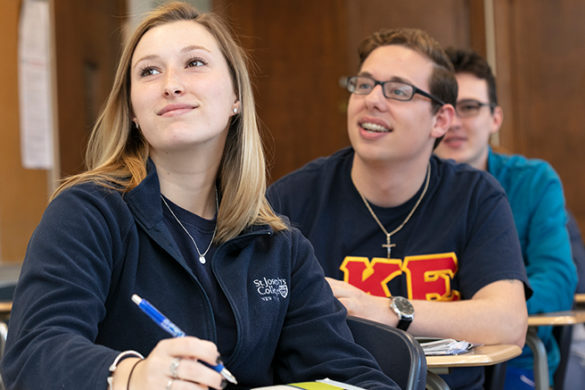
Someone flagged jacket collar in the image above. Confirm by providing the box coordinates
[124,159,273,250]
[124,159,164,230]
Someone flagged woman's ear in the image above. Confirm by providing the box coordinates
[232,101,241,115]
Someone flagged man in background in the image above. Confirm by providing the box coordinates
[435,47,577,389]
[268,28,530,390]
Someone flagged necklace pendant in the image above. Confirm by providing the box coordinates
[382,234,396,259]
[382,242,396,259]
[356,162,430,260]
[199,255,206,264]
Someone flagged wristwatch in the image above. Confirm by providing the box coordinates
[389,296,414,331]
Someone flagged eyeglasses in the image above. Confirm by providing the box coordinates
[455,99,494,118]
[345,75,445,106]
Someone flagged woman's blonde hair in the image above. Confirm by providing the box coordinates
[53,1,286,242]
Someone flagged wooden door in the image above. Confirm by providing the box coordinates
[0,0,126,263]
[493,0,585,231]
[53,0,126,177]
[0,0,49,263]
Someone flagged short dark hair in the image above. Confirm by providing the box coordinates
[358,28,458,114]
[445,48,498,107]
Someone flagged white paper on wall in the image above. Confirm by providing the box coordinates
[18,0,53,169]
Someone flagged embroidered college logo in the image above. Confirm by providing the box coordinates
[340,252,461,301]
[253,277,289,301]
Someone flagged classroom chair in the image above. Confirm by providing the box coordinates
[558,211,585,389]
[347,315,427,390]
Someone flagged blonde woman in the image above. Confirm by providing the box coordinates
[1,2,398,390]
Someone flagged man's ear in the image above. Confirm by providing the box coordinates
[491,106,503,135]
[431,104,455,139]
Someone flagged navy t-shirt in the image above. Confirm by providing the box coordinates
[161,196,236,356]
[267,147,530,390]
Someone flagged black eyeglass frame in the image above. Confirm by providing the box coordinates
[344,75,446,106]
[454,99,496,118]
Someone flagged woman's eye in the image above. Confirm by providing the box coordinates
[187,58,206,68]
[139,67,160,77]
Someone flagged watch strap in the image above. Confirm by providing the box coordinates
[390,296,413,331]
[396,317,412,331]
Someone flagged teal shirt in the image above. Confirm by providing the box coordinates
[488,148,577,381]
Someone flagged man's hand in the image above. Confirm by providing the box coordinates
[326,277,397,326]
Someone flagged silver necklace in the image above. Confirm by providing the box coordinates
[355,164,430,259]
[161,190,218,264]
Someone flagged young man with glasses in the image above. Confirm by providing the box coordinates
[435,48,577,389]
[267,28,530,390]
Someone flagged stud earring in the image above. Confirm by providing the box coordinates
[233,107,238,114]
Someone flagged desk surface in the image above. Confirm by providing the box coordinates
[0,301,12,314]
[527,310,585,326]
[0,263,21,284]
[426,344,522,368]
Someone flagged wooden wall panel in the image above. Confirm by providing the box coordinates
[493,0,585,231]
[214,0,476,182]
[0,0,48,263]
[53,0,126,177]
[0,0,126,263]
[344,0,472,71]
[17,0,584,261]
[213,0,351,182]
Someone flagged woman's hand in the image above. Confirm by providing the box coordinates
[113,337,226,390]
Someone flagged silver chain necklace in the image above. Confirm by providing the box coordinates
[161,190,218,264]
[354,164,430,259]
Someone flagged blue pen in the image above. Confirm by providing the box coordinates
[131,294,238,385]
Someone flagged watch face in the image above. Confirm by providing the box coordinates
[394,297,414,315]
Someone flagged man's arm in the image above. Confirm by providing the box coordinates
[327,277,527,347]
[522,169,577,314]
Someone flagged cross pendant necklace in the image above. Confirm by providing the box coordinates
[355,163,430,259]
[382,234,396,258]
